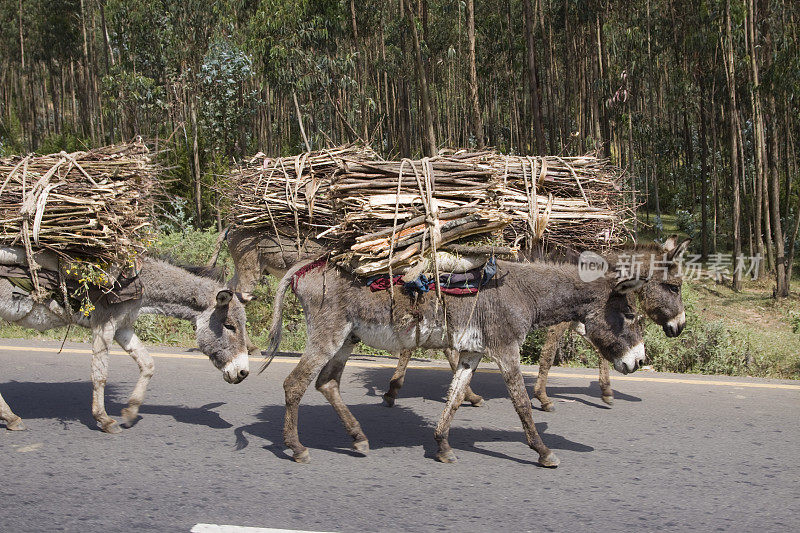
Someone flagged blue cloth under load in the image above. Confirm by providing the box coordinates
[367,256,497,296]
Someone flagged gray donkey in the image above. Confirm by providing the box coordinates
[210,225,484,405]
[261,256,647,467]
[383,237,691,411]
[533,237,690,411]
[0,256,255,433]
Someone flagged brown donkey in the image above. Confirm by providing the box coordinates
[261,256,647,467]
[382,236,691,411]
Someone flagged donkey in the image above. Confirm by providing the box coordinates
[261,255,647,467]
[0,256,255,434]
[533,237,690,411]
[382,236,691,411]
[210,225,485,406]
[208,225,325,303]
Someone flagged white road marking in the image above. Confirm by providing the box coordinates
[191,525,336,533]
[16,443,43,452]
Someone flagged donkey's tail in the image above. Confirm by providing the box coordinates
[206,225,232,268]
[258,259,309,374]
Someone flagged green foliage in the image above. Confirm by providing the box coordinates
[675,209,698,239]
[0,110,24,156]
[198,39,258,156]
[789,311,800,335]
[101,67,167,136]
[149,227,231,272]
[36,131,91,154]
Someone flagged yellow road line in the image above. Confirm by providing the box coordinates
[2,345,799,391]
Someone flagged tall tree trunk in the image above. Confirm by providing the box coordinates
[700,77,709,260]
[522,0,545,153]
[466,0,483,148]
[190,98,202,226]
[404,0,437,156]
[768,101,787,296]
[725,1,742,291]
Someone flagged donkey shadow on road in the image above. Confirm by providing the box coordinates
[0,380,233,431]
[232,364,595,465]
[354,361,642,410]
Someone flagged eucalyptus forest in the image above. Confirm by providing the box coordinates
[1,0,799,300]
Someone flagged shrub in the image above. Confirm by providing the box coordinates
[675,209,697,239]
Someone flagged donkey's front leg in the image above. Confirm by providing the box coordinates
[445,348,484,406]
[495,347,559,467]
[0,391,25,431]
[382,350,412,407]
[598,358,614,405]
[433,352,482,463]
[315,343,369,454]
[91,323,122,434]
[114,328,155,426]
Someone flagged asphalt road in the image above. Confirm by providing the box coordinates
[1,338,798,532]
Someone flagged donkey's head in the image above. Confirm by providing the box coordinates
[582,277,647,375]
[634,235,691,337]
[195,289,253,384]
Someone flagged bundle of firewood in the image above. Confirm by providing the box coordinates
[231,145,632,276]
[0,140,157,265]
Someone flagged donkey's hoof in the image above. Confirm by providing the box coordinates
[101,421,123,435]
[293,449,311,464]
[436,449,458,463]
[120,407,140,426]
[539,401,555,412]
[382,394,396,408]
[601,395,614,406]
[6,417,26,431]
[353,439,370,455]
[538,451,560,468]
[468,396,485,407]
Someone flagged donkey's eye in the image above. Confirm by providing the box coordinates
[667,284,680,293]
[624,312,636,321]
[224,323,236,333]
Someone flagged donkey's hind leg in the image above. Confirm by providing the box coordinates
[445,348,484,406]
[114,328,155,426]
[0,391,25,431]
[91,322,122,434]
[283,339,346,463]
[382,350,412,407]
[598,358,614,405]
[532,322,569,412]
[433,352,482,463]
[315,342,369,454]
[495,346,558,467]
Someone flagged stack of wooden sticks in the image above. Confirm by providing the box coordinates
[231,145,632,276]
[0,140,157,265]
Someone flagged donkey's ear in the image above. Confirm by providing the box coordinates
[662,234,679,252]
[613,278,645,294]
[216,289,234,308]
[667,238,691,262]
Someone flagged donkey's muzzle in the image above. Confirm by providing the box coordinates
[613,342,646,375]
[663,311,686,338]
[222,352,250,384]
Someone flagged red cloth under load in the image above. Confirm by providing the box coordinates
[290,258,328,291]
[369,276,404,292]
